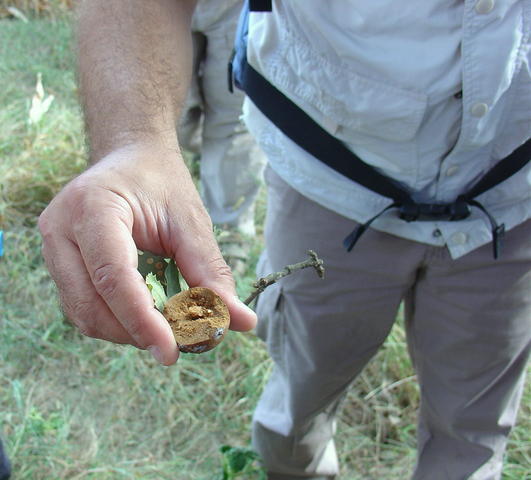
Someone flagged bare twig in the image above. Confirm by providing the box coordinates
[244,250,325,306]
[364,375,418,401]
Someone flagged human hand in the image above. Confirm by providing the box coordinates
[38,142,257,365]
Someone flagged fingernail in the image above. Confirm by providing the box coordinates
[148,345,164,364]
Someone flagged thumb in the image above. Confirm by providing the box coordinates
[171,220,257,332]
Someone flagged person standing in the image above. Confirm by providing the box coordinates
[179,0,265,274]
[237,2,531,479]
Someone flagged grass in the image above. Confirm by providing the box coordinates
[0,15,529,480]
[0,0,72,19]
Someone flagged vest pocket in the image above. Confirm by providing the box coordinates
[271,26,429,144]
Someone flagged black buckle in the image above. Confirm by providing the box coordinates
[345,198,503,260]
[399,199,471,222]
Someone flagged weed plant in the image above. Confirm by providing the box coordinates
[0,14,529,480]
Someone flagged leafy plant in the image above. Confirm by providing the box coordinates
[218,445,266,480]
[145,272,167,311]
[138,250,182,311]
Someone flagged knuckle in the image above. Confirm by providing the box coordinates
[37,210,51,237]
[63,181,112,229]
[91,263,121,300]
[70,197,95,237]
[38,210,59,247]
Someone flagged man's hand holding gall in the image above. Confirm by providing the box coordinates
[39,0,256,365]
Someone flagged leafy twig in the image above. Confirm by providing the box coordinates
[244,250,324,306]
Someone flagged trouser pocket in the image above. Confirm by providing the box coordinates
[255,278,285,366]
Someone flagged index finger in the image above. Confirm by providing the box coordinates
[73,200,179,365]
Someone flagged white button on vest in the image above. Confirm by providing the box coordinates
[446,165,459,177]
[451,232,468,245]
[471,102,489,117]
[475,0,495,14]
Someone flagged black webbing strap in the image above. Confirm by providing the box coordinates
[249,0,272,11]
[241,60,413,204]
[239,59,530,258]
[462,140,531,199]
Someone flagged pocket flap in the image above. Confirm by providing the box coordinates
[269,29,428,143]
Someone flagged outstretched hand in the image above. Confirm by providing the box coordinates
[39,143,257,365]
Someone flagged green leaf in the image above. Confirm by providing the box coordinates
[219,445,264,479]
[164,259,181,297]
[146,273,168,311]
[228,448,252,472]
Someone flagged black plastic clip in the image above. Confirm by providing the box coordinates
[492,224,505,260]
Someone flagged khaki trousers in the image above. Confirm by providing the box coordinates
[179,1,265,236]
[252,167,531,480]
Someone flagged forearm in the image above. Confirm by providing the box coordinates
[77,0,196,162]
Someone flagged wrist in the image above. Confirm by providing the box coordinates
[88,131,181,166]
